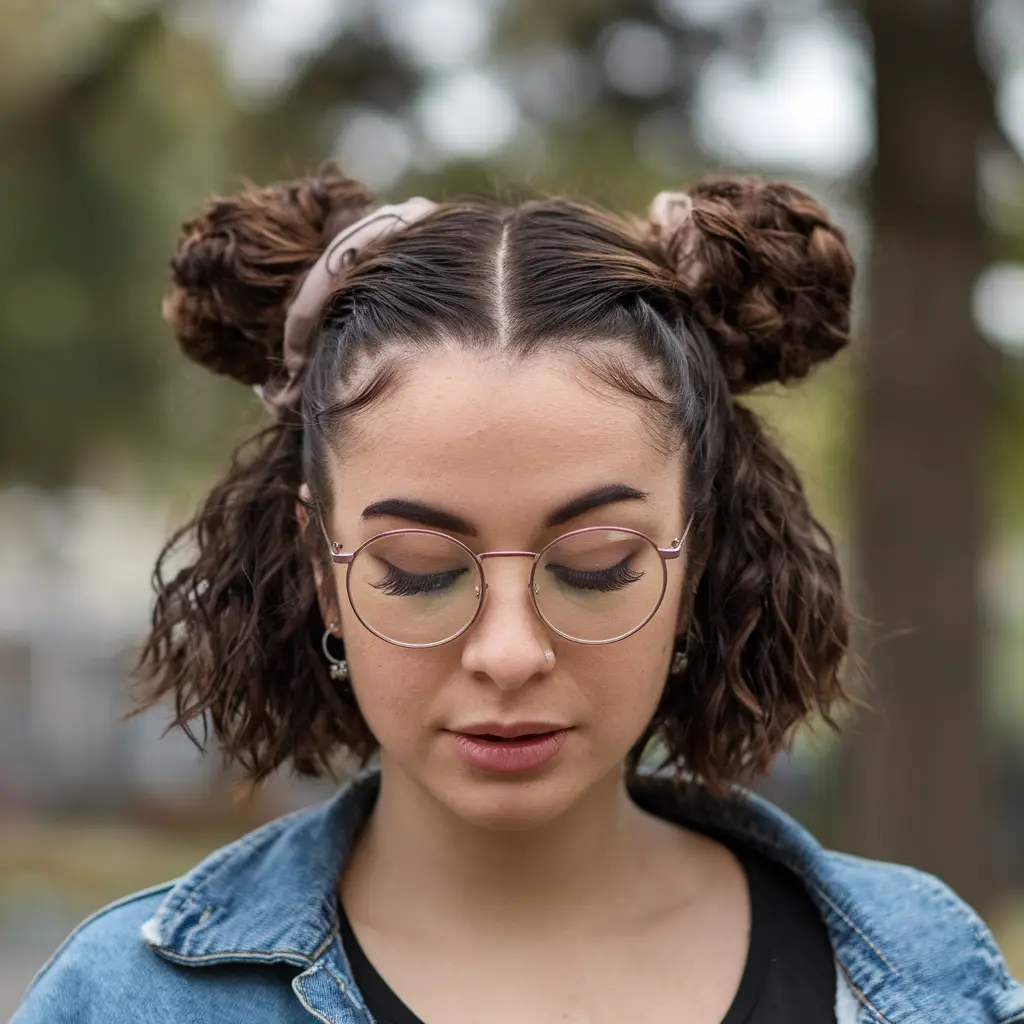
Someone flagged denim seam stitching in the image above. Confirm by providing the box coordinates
[155,946,312,966]
[824,853,1017,995]
[294,960,362,1023]
[329,929,368,1012]
[310,923,341,964]
[841,968,891,1024]
[811,884,899,975]
[293,979,334,1024]
[839,961,892,1024]
[152,924,339,968]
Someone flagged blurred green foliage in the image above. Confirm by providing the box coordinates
[3,0,1020,539]
[0,0,836,492]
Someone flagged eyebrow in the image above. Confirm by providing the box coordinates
[360,483,651,536]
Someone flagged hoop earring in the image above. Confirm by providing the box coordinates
[322,623,349,683]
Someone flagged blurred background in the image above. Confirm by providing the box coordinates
[2,0,1024,1011]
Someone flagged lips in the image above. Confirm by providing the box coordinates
[475,732,547,741]
[455,722,567,739]
[450,728,570,773]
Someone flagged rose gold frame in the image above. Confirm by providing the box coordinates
[315,511,693,649]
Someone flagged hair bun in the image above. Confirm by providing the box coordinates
[650,177,854,393]
[163,174,371,386]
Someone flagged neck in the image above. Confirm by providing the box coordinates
[341,758,688,938]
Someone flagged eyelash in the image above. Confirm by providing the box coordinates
[547,557,644,592]
[371,558,643,597]
[372,566,469,597]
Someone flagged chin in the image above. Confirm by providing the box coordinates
[433,766,593,832]
[438,749,625,832]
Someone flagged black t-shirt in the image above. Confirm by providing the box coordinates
[338,836,836,1023]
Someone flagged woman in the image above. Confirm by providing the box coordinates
[14,173,1023,1024]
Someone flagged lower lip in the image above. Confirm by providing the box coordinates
[450,730,570,774]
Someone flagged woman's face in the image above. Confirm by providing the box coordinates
[319,347,688,831]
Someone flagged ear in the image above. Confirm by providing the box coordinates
[673,516,707,640]
[296,482,313,529]
[296,483,343,634]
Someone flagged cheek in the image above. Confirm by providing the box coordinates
[584,630,673,728]
[579,592,680,752]
[340,624,447,743]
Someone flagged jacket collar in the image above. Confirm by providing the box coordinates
[140,764,380,968]
[141,764,850,966]
[139,764,1010,1024]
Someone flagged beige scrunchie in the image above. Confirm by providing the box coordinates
[256,196,437,418]
[648,190,704,292]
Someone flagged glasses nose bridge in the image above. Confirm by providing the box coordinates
[476,549,538,589]
[472,550,544,645]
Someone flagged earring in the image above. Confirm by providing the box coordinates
[321,623,349,683]
[670,647,689,676]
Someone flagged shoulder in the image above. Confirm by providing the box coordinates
[813,849,1024,1023]
[11,882,175,1023]
[8,786,364,1024]
[633,770,1024,1020]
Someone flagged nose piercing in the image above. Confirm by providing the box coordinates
[544,650,554,662]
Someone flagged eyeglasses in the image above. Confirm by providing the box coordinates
[316,509,691,648]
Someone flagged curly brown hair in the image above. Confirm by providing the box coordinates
[135,170,856,794]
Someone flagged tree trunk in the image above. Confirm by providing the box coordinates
[844,0,1002,912]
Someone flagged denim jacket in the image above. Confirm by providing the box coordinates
[12,765,1024,1024]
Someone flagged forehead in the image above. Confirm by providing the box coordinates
[331,348,683,527]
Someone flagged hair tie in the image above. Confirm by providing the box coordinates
[649,190,705,292]
[256,196,438,418]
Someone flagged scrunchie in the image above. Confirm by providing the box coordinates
[256,196,437,418]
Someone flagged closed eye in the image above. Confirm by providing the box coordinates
[545,557,644,593]
[371,563,469,597]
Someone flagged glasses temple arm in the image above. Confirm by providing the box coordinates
[313,500,353,563]
[658,514,695,560]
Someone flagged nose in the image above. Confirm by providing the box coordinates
[459,558,554,691]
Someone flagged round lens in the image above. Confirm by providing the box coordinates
[348,531,482,646]
[532,528,665,643]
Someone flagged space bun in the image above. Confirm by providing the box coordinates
[648,177,854,393]
[163,174,371,386]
